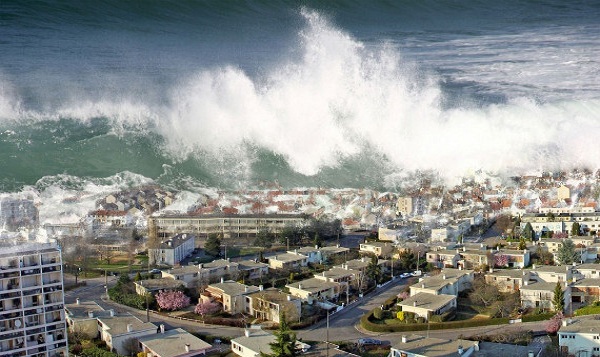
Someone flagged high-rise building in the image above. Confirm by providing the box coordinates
[0,242,68,357]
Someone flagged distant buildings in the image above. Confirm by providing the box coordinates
[0,197,38,230]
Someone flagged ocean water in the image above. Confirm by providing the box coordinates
[1,0,600,200]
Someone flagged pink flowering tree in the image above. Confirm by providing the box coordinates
[553,232,568,239]
[494,254,509,267]
[194,301,221,320]
[397,291,410,301]
[155,290,190,311]
[545,312,563,335]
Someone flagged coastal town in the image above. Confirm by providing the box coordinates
[4,169,600,356]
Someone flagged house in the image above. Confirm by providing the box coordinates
[389,334,539,357]
[359,241,394,258]
[96,314,157,355]
[161,259,240,287]
[204,280,259,314]
[314,267,360,286]
[267,252,308,270]
[457,248,492,270]
[65,299,109,339]
[292,246,322,264]
[426,249,460,269]
[285,277,340,304]
[484,269,531,292]
[559,317,600,357]
[137,327,212,357]
[148,233,195,266]
[238,260,269,280]
[397,293,457,322]
[530,264,574,283]
[134,278,186,296]
[231,327,310,357]
[245,288,302,323]
[519,280,571,312]
[575,263,600,279]
[409,269,474,297]
[495,249,530,268]
[336,257,390,273]
[570,278,600,303]
[319,245,350,263]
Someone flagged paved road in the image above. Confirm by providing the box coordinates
[66,273,548,350]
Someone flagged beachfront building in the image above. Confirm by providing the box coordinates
[0,241,68,357]
[148,214,306,240]
[148,233,195,266]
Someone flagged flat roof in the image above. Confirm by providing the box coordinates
[560,317,600,334]
[137,278,185,291]
[231,329,275,355]
[138,328,212,355]
[486,269,529,279]
[97,314,157,336]
[398,292,456,311]
[65,300,105,319]
[286,277,339,293]
[268,253,307,262]
[392,335,537,357]
[207,281,259,297]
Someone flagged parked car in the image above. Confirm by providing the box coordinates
[400,273,411,279]
[358,338,382,346]
[149,268,161,274]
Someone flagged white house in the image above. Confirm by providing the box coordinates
[149,233,195,266]
[559,317,600,357]
[137,327,212,357]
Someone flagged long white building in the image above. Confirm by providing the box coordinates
[0,241,68,357]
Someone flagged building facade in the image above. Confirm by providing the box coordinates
[0,242,68,357]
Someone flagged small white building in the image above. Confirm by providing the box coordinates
[96,314,157,355]
[137,327,212,357]
[149,233,195,266]
[559,317,600,357]
[397,293,457,321]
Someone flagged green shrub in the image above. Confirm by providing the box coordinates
[373,307,383,320]
[383,296,397,309]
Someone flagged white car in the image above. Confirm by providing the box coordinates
[399,273,411,279]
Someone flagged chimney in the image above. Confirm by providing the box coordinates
[160,324,165,334]
[259,285,264,291]
[127,324,132,332]
[462,247,466,252]
[220,277,224,284]
[421,283,425,288]
[489,268,494,273]
[458,345,464,355]
[524,280,529,286]
[244,329,251,337]
[442,274,446,280]
[298,283,303,289]
[528,352,534,357]
[227,257,230,262]
[88,311,94,318]
[524,249,527,254]
[562,319,568,327]
[315,245,319,249]
[76,298,80,305]
[413,301,417,307]
[456,249,460,253]
[294,249,298,254]
[185,344,190,353]
[532,264,536,269]
[336,244,340,248]
[199,263,203,269]
[362,257,366,262]
[109,309,115,317]
[287,295,292,301]
[401,335,407,343]
[473,341,480,351]
[245,286,249,293]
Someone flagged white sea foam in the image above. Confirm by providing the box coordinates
[1,9,599,184]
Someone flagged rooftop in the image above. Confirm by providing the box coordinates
[267,252,308,263]
[560,317,600,334]
[65,300,106,319]
[207,281,259,297]
[97,314,157,336]
[138,328,212,356]
[286,277,339,293]
[398,292,456,311]
[136,278,185,291]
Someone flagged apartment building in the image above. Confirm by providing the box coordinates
[559,317,600,356]
[148,233,195,266]
[148,214,306,240]
[0,242,68,357]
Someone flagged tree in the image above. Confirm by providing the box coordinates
[553,282,565,312]
[571,222,581,236]
[494,254,509,268]
[254,228,274,249]
[496,215,513,234]
[261,312,299,357]
[553,231,568,239]
[155,290,190,311]
[469,276,500,308]
[204,233,222,257]
[366,255,382,285]
[522,222,535,241]
[556,239,580,265]
[489,292,520,318]
[194,301,221,320]
[518,237,527,251]
[545,312,563,335]
[397,249,416,271]
[313,233,322,248]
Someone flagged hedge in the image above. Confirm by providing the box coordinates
[361,309,552,333]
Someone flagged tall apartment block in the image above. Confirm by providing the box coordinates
[0,242,68,357]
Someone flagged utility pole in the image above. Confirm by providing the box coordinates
[326,309,329,357]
